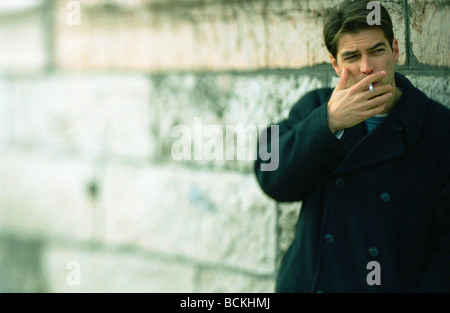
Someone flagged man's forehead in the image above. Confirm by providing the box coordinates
[337,28,388,54]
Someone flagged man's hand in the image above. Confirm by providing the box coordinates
[327,68,393,133]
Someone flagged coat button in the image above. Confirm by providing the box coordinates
[324,234,334,243]
[369,247,379,257]
[335,178,344,188]
[380,192,391,203]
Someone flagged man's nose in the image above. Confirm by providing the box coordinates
[360,55,374,74]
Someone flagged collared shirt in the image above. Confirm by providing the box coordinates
[365,113,388,132]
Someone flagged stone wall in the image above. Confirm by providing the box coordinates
[0,0,448,292]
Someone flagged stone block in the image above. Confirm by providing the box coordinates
[0,150,96,241]
[150,73,324,172]
[0,1,42,13]
[0,3,47,73]
[99,163,277,274]
[406,74,450,107]
[265,1,331,69]
[0,78,14,147]
[197,267,275,293]
[9,73,154,159]
[56,0,266,71]
[41,244,196,292]
[0,237,46,292]
[409,0,449,67]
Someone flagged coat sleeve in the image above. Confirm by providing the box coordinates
[254,89,342,202]
[415,180,450,292]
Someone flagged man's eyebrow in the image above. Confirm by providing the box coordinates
[341,49,358,58]
[340,42,387,58]
[368,42,387,50]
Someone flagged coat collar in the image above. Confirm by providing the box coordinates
[333,72,428,175]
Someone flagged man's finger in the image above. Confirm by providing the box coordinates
[336,68,349,90]
[365,91,392,108]
[354,70,386,91]
[363,83,392,100]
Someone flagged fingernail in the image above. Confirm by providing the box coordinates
[381,71,386,75]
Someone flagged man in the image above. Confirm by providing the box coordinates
[255,0,449,292]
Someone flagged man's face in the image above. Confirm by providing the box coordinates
[330,28,399,91]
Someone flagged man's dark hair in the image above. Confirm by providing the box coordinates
[323,0,394,60]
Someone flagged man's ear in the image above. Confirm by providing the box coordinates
[392,38,399,65]
[329,53,341,76]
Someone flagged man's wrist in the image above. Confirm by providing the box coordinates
[327,118,340,134]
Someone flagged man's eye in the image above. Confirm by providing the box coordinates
[374,49,385,53]
[345,55,357,61]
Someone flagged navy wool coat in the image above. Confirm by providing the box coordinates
[255,72,450,292]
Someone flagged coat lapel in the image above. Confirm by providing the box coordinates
[336,122,367,160]
[334,117,405,175]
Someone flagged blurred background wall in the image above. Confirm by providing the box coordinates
[0,0,448,292]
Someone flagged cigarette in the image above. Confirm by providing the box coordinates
[369,83,374,92]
